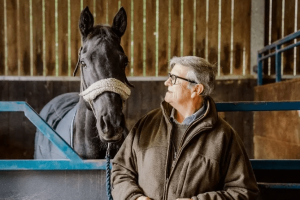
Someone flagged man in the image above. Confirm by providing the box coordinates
[111,56,259,200]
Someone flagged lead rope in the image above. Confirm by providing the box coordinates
[106,143,113,200]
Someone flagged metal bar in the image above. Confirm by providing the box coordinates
[258,41,300,63]
[216,101,300,112]
[258,51,276,61]
[257,53,263,85]
[277,40,300,53]
[258,183,300,190]
[0,160,109,170]
[251,159,300,170]
[275,45,282,82]
[258,30,300,54]
[0,102,82,162]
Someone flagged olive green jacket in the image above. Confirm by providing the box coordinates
[112,97,259,200]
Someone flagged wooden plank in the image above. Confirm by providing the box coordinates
[270,0,282,75]
[233,0,251,75]
[58,0,68,76]
[158,0,169,76]
[95,0,107,25]
[119,0,132,76]
[220,0,231,75]
[108,0,119,25]
[133,0,143,76]
[145,0,156,76]
[32,0,43,75]
[45,0,56,76]
[207,0,218,65]
[183,0,193,56]
[6,0,18,75]
[0,0,4,75]
[282,0,295,75]
[170,0,181,57]
[195,0,206,58]
[70,0,81,77]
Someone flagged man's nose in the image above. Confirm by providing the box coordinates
[164,78,171,86]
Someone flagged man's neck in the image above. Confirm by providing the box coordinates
[174,98,203,123]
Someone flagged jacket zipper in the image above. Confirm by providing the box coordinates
[162,102,212,199]
[164,121,211,199]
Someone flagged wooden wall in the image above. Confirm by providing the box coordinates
[0,79,256,159]
[264,0,300,76]
[0,0,252,77]
[254,78,300,159]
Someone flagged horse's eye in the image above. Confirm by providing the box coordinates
[124,62,128,67]
[81,61,86,67]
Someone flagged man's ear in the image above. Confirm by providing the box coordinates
[191,84,204,98]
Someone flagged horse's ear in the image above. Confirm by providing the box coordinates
[112,7,127,37]
[79,6,94,40]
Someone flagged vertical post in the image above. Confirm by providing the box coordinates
[257,53,262,85]
[275,45,282,82]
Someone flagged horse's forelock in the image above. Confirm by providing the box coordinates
[86,25,120,43]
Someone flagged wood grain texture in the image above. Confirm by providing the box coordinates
[220,0,231,75]
[183,0,193,56]
[32,0,44,75]
[195,0,206,59]
[207,0,218,66]
[6,0,18,75]
[17,0,30,75]
[44,0,56,76]
[170,0,180,57]
[58,0,69,76]
[133,0,143,76]
[269,0,282,75]
[108,0,119,25]
[145,0,156,76]
[70,0,81,77]
[233,0,251,75]
[254,79,300,159]
[282,0,295,75]
[158,0,169,76]
[0,0,4,75]
[95,0,108,25]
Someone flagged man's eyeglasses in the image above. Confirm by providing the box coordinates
[168,73,198,85]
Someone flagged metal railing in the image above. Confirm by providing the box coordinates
[257,30,300,85]
[1,101,300,172]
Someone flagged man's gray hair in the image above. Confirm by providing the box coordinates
[169,56,217,96]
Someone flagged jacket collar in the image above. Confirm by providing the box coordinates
[161,96,218,129]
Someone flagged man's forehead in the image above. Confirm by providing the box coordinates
[171,64,189,75]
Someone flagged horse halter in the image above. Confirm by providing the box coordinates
[73,47,131,115]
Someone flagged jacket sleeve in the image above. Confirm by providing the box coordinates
[191,131,259,200]
[111,122,145,200]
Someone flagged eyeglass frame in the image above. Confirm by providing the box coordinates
[168,73,198,85]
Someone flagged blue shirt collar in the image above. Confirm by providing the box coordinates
[170,100,207,125]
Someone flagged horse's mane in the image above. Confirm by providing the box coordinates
[87,25,120,43]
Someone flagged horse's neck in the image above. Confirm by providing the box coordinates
[73,98,105,159]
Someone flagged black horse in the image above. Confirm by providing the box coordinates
[34,7,132,159]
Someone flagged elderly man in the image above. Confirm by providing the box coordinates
[111,56,259,200]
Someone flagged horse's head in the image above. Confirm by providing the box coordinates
[75,7,132,143]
